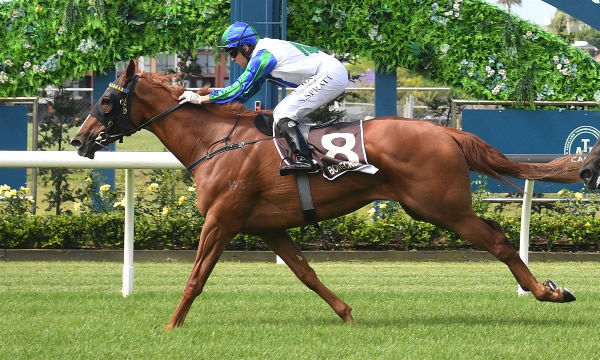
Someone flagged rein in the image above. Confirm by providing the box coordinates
[186,114,274,172]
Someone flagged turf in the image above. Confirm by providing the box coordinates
[1,261,598,359]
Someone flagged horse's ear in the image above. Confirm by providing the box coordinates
[124,59,137,81]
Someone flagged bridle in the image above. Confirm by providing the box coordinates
[91,74,183,147]
[90,74,273,172]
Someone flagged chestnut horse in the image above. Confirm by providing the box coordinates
[72,60,580,329]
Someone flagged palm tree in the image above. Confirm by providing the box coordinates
[497,0,522,14]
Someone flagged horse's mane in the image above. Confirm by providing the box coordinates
[137,72,251,117]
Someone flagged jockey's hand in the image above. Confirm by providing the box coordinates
[178,91,209,105]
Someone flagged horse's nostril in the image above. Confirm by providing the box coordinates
[579,168,592,180]
[71,138,82,148]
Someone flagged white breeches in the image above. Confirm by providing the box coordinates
[273,61,348,125]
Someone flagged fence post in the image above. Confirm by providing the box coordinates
[122,168,135,297]
[518,178,534,295]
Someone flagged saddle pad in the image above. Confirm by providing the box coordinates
[274,120,379,180]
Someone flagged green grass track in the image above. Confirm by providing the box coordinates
[1,261,599,359]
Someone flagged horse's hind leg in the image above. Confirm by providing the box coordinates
[454,215,574,303]
[261,230,353,323]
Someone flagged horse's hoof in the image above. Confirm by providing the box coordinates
[562,287,576,302]
[543,279,576,302]
[543,279,558,292]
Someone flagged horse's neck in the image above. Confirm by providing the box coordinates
[147,106,239,167]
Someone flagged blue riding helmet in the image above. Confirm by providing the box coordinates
[219,22,260,49]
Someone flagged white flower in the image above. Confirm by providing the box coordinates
[23,61,31,69]
[99,184,111,192]
[557,63,562,70]
[57,50,64,56]
[113,198,126,208]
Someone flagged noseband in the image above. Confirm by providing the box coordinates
[91,75,183,147]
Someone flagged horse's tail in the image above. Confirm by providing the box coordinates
[441,126,582,184]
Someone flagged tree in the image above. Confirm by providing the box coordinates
[37,88,79,215]
[496,0,522,14]
[573,26,600,50]
[548,11,588,44]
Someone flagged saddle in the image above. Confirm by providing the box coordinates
[254,113,378,180]
[254,113,378,223]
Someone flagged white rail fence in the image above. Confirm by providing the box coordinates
[0,151,555,296]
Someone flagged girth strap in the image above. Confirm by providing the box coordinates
[295,123,317,223]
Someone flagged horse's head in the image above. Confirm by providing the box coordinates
[579,140,600,189]
[71,60,142,158]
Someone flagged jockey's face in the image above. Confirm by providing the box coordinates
[231,45,250,69]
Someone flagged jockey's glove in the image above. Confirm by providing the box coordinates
[179,91,209,105]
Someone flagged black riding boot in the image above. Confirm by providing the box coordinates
[277,118,319,176]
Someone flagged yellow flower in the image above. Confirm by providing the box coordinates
[162,206,170,216]
[20,186,29,194]
[178,196,187,205]
[574,192,583,201]
[378,203,387,209]
[35,5,43,13]
[585,222,591,227]
[148,183,159,192]
[99,184,111,192]
[6,189,17,198]
[187,186,196,192]
[0,184,10,192]
[73,202,82,211]
[557,189,566,196]
[85,177,93,184]
[367,208,376,216]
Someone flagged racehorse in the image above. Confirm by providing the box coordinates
[71,60,580,329]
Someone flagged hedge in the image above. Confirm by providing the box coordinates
[2,210,599,252]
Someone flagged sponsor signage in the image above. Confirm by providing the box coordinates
[462,109,600,192]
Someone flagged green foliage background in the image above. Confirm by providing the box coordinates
[1,0,599,101]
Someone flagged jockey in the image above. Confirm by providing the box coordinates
[179,21,349,176]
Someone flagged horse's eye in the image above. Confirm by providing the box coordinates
[101,97,112,113]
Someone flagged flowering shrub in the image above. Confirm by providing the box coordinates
[1,0,599,102]
[288,0,600,102]
[0,184,34,216]
[0,0,230,96]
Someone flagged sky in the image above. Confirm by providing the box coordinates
[484,0,557,26]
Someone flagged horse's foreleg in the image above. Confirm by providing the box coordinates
[261,230,353,323]
[459,217,574,303]
[165,219,233,329]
